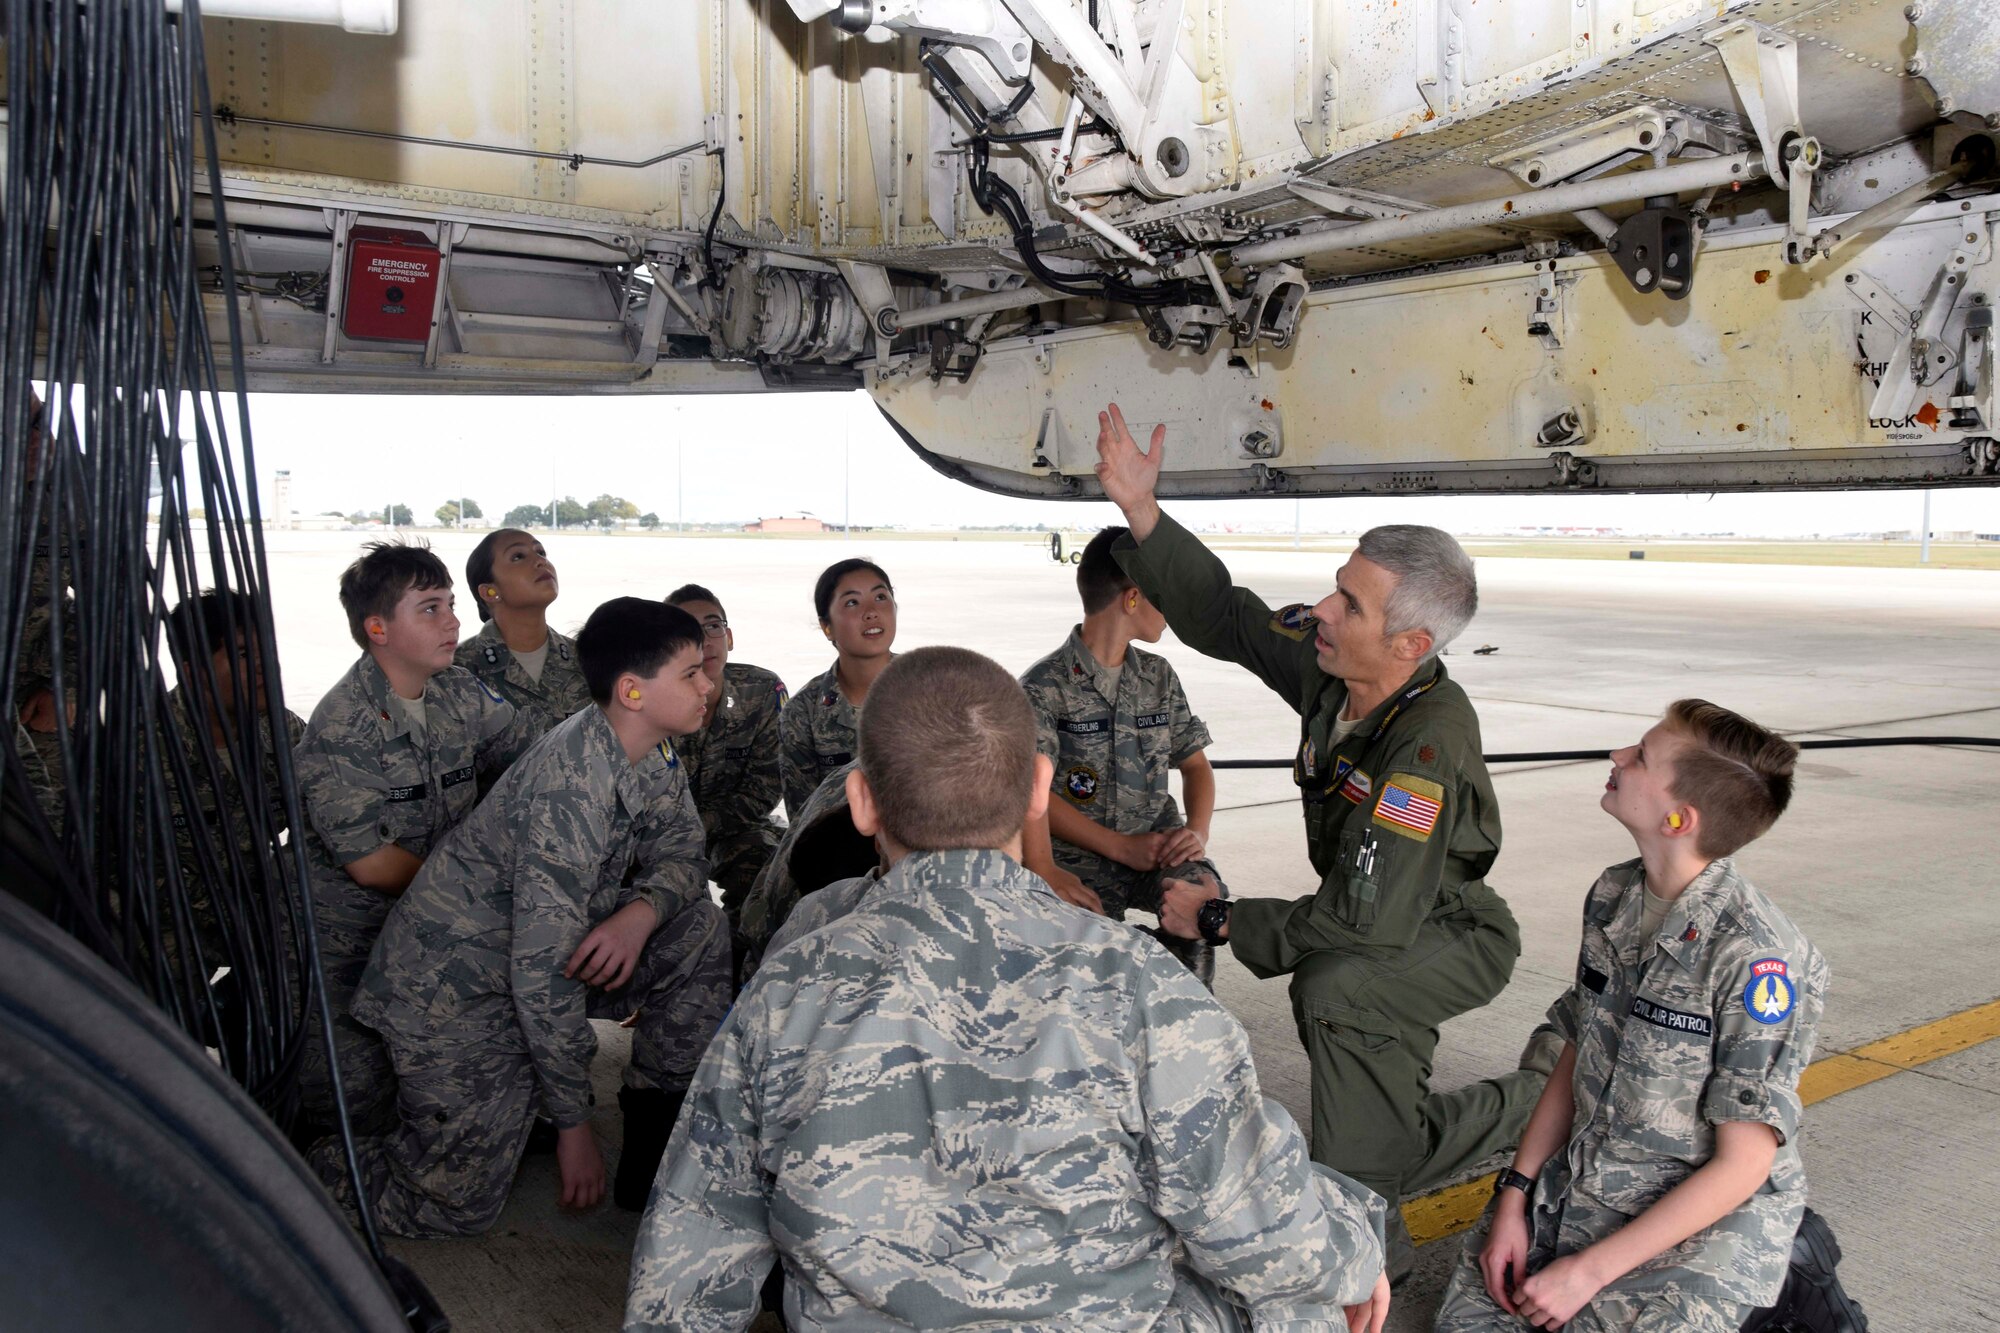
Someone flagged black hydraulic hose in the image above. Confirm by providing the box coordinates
[698,146,728,291]
[1,0,399,1289]
[1208,736,2000,769]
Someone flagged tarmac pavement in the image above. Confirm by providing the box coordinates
[254,530,2000,1331]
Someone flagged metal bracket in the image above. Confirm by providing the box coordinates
[1239,264,1308,350]
[789,0,1034,82]
[1705,22,1804,187]
[1548,451,1599,488]
[1490,106,1674,188]
[835,259,901,363]
[1002,0,1215,199]
[1706,20,1819,262]
[1870,224,1990,419]
[1948,297,1993,431]
[320,210,354,364]
[421,224,455,368]
[1607,197,1698,299]
[1527,260,1565,347]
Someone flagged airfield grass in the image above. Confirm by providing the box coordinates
[567,528,2000,570]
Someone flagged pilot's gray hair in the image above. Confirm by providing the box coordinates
[1355,525,1477,661]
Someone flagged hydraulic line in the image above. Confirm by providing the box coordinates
[1208,735,2000,769]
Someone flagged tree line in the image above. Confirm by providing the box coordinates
[335,494,663,530]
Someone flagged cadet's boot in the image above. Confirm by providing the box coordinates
[1517,1023,1565,1078]
[1149,927,1216,990]
[615,1085,688,1212]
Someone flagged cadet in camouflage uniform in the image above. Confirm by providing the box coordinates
[455,528,592,751]
[1021,527,1225,925]
[627,647,1391,1333]
[665,585,786,926]
[778,558,895,817]
[1096,405,1541,1280]
[294,544,535,1132]
[319,599,731,1235]
[1437,701,1825,1333]
[735,761,879,982]
[160,590,307,977]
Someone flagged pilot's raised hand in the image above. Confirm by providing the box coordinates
[1094,402,1165,540]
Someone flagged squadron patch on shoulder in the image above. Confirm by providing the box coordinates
[1270,603,1317,642]
[1744,958,1796,1025]
[1064,765,1100,804]
[1372,773,1444,841]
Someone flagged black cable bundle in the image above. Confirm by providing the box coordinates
[1,0,391,1271]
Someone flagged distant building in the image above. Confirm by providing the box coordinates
[270,470,293,530]
[744,513,829,533]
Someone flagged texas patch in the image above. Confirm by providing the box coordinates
[1270,602,1317,641]
[1372,773,1444,841]
[1744,958,1796,1025]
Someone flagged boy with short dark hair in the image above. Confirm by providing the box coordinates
[293,541,533,1131]
[663,583,786,931]
[1436,699,1828,1333]
[1020,526,1224,968]
[456,528,592,746]
[322,598,732,1236]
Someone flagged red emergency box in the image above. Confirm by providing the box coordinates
[342,226,441,344]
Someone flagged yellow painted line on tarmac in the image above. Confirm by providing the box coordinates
[1404,995,2000,1248]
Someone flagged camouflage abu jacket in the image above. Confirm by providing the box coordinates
[353,705,710,1128]
[626,847,1386,1332]
[675,661,786,842]
[778,661,856,819]
[454,620,592,743]
[1540,856,1828,1308]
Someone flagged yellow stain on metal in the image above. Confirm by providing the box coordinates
[1404,996,2000,1248]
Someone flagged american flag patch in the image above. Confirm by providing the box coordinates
[1373,774,1444,841]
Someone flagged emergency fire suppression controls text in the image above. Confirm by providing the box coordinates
[342,226,441,343]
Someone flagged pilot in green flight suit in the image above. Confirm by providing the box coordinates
[1095,405,1545,1279]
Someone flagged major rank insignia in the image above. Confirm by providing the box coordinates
[1744,958,1796,1024]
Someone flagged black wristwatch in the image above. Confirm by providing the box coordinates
[1493,1168,1535,1199]
[1196,897,1232,946]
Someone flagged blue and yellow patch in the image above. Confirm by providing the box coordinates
[1270,602,1317,642]
[1744,958,1796,1024]
[1064,765,1099,804]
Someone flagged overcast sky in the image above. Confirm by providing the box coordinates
[234,389,2000,538]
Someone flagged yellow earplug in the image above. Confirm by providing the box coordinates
[1668,812,1683,829]
[627,688,641,700]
